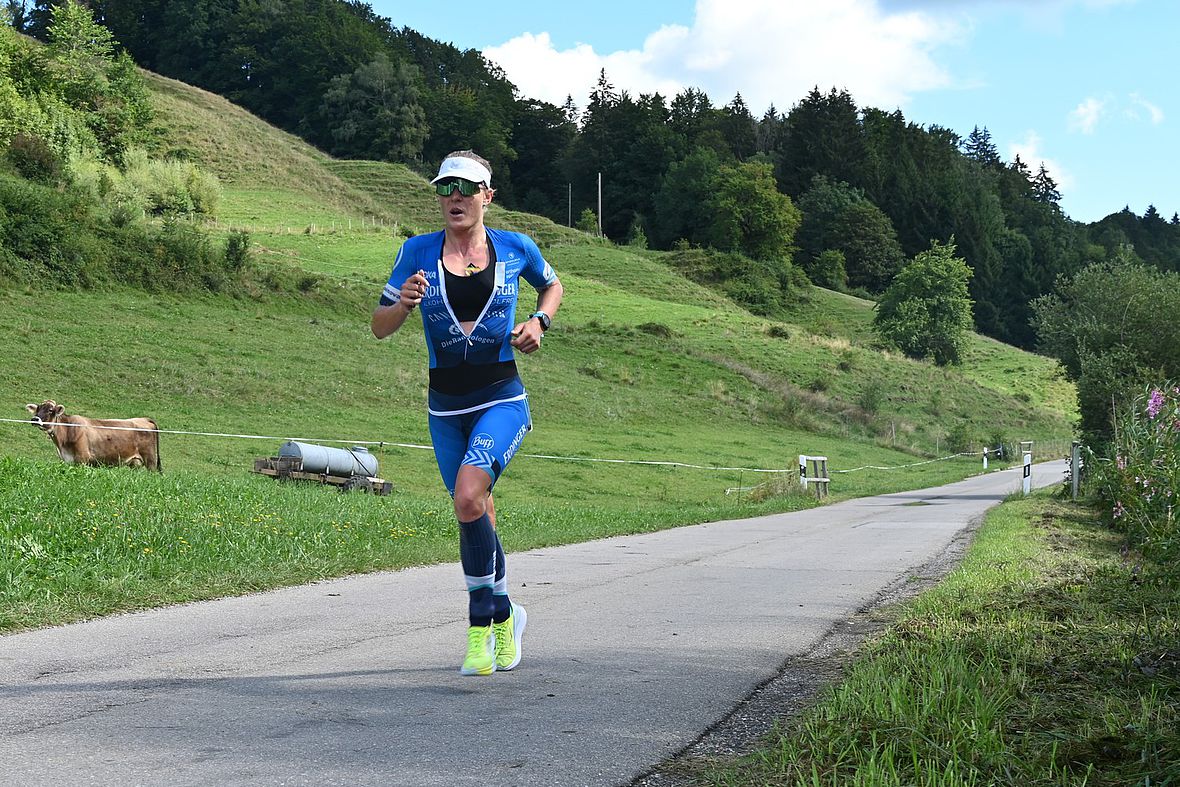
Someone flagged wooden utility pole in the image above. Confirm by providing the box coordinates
[597,172,602,237]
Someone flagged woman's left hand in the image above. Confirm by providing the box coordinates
[510,319,543,354]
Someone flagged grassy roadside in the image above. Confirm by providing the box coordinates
[686,494,1179,786]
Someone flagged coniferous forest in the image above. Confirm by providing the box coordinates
[9,0,1180,353]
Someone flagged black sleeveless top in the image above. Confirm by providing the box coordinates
[443,261,496,320]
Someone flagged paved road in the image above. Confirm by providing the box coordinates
[1,461,1062,786]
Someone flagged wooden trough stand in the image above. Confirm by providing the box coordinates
[252,455,393,495]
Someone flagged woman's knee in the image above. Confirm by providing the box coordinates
[453,468,491,521]
[454,496,485,522]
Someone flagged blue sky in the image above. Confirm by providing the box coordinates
[370,0,1175,224]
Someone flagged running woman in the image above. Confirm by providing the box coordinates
[371,150,564,676]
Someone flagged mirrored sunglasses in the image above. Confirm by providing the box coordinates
[435,178,482,197]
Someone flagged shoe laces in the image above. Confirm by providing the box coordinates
[467,625,491,654]
[493,617,512,656]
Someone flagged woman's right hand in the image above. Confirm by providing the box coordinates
[399,270,428,310]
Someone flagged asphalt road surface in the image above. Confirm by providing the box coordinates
[1,460,1063,786]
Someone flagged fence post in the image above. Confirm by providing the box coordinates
[1071,440,1081,501]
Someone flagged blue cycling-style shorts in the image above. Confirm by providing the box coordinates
[427,377,532,496]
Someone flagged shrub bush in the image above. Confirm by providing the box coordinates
[5,133,63,183]
[987,430,1011,460]
[575,207,599,235]
[0,173,108,286]
[72,150,222,221]
[1088,383,1180,561]
[665,246,805,318]
[857,379,885,415]
[0,171,240,294]
[808,249,848,290]
[120,148,221,217]
[946,421,977,453]
[224,231,251,271]
[1032,259,1180,445]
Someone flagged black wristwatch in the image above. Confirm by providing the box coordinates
[529,310,551,332]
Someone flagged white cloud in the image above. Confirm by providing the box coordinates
[1008,131,1074,194]
[1068,97,1106,134]
[1069,93,1164,133]
[1129,92,1164,124]
[483,0,958,114]
[481,32,682,109]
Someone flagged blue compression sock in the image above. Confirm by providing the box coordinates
[459,513,497,626]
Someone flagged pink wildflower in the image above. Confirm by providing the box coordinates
[1113,501,1125,519]
[1147,388,1165,418]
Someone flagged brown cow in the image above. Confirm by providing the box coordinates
[26,400,162,470]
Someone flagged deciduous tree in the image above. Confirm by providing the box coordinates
[316,53,426,163]
[1032,256,1180,442]
[874,240,974,365]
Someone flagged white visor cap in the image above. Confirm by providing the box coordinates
[430,157,492,188]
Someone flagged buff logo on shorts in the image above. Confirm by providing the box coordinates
[472,433,495,451]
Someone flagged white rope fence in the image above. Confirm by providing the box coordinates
[724,449,997,495]
[4,417,1011,480]
[2,417,789,475]
[832,452,982,473]
[5,417,429,451]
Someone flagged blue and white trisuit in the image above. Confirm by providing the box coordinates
[379,228,558,626]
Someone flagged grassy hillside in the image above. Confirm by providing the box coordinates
[0,69,1077,630]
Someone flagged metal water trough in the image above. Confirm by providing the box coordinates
[252,441,391,495]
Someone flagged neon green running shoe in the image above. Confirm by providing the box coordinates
[460,624,495,676]
[493,603,527,671]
